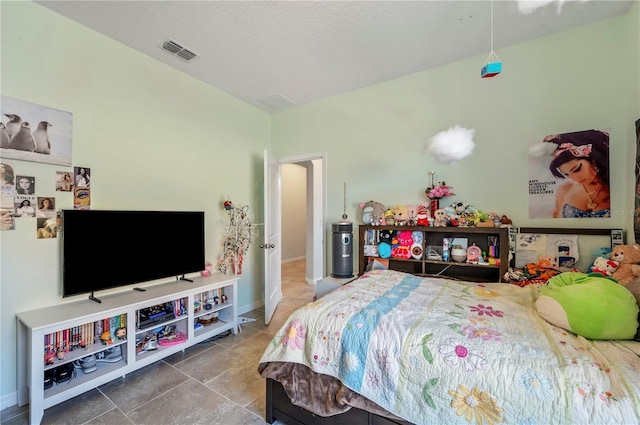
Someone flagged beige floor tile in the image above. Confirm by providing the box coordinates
[98,361,190,414]
[205,360,265,407]
[0,404,28,424]
[41,389,115,425]
[86,408,135,425]
[126,379,235,425]
[170,343,238,383]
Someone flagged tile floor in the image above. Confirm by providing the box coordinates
[1,259,315,425]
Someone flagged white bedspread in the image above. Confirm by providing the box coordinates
[259,269,640,425]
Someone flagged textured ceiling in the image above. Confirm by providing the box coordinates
[37,1,634,113]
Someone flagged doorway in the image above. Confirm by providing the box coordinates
[280,155,325,286]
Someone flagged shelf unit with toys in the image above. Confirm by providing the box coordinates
[359,225,509,282]
[193,287,235,338]
[16,273,238,425]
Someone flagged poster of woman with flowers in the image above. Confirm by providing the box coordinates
[528,129,610,219]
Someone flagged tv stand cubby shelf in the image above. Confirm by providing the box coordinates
[359,225,509,282]
[16,274,238,425]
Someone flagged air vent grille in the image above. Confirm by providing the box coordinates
[177,49,197,61]
[256,93,295,111]
[160,38,199,62]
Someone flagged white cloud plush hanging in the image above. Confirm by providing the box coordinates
[427,125,476,164]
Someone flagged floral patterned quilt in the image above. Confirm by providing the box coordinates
[259,269,640,425]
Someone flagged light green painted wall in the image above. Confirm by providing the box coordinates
[624,2,640,225]
[272,14,636,249]
[0,2,269,399]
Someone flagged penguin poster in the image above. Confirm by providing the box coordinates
[1,95,72,166]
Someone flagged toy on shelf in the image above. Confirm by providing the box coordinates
[433,209,447,227]
[383,209,395,226]
[416,203,431,226]
[359,201,385,225]
[393,205,410,226]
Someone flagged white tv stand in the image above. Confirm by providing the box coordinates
[16,273,238,425]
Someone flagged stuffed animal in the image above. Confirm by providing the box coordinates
[433,209,447,227]
[393,205,410,226]
[416,203,431,226]
[359,201,385,225]
[610,244,640,285]
[536,272,639,340]
[591,256,619,277]
[379,230,393,245]
[391,230,413,259]
[411,231,424,259]
[383,209,395,226]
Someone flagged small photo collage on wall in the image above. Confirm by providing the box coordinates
[0,162,92,236]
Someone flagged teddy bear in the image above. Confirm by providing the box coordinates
[610,244,640,285]
[591,256,619,277]
[359,201,385,225]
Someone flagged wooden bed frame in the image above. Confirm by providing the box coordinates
[264,227,624,425]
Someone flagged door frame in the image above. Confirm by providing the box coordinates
[279,152,327,284]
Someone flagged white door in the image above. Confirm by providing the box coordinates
[263,150,282,325]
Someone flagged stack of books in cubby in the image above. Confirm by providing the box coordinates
[193,288,228,313]
[173,298,188,317]
[44,314,126,364]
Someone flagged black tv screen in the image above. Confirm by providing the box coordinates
[62,210,205,298]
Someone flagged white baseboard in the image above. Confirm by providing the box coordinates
[238,300,263,316]
[1,391,17,410]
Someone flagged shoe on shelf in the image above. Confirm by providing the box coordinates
[44,369,55,389]
[73,354,97,374]
[96,345,122,363]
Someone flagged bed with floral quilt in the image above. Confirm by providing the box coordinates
[259,269,640,425]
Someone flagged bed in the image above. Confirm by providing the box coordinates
[259,266,640,425]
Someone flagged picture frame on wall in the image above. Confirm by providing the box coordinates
[1,96,72,166]
[528,128,610,219]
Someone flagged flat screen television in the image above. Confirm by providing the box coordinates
[62,210,205,302]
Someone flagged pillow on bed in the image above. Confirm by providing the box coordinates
[536,272,639,340]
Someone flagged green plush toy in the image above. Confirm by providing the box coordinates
[536,272,639,340]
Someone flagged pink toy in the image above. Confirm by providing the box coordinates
[392,230,413,259]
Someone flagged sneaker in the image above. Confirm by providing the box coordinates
[96,345,122,363]
[73,354,97,373]
[54,363,75,383]
[44,369,54,389]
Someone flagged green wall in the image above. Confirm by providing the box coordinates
[272,12,637,236]
[0,2,269,401]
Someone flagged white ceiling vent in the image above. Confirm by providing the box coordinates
[160,38,199,62]
[256,93,295,111]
